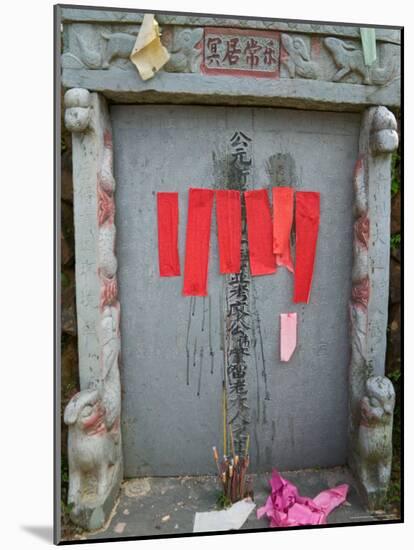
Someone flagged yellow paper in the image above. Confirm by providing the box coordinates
[130,14,170,80]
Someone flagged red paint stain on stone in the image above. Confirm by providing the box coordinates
[103,129,112,149]
[352,276,370,310]
[311,36,321,58]
[355,214,370,249]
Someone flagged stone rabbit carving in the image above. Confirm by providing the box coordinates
[324,37,368,83]
[64,305,122,527]
[281,33,318,79]
[64,388,121,516]
[324,37,398,86]
[164,28,203,73]
[356,375,395,508]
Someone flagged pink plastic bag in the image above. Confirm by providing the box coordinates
[257,470,348,527]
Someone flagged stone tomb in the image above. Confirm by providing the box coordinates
[58,6,400,531]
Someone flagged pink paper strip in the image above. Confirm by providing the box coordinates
[280,313,297,362]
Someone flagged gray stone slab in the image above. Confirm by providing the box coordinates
[60,8,401,44]
[112,104,360,476]
[62,69,400,112]
[67,466,395,541]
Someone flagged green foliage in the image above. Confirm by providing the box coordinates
[61,135,67,154]
[216,492,232,509]
[390,233,401,251]
[388,369,401,384]
[61,271,70,288]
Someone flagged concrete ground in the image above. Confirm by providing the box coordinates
[71,467,398,541]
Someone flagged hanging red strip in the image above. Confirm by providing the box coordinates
[157,192,181,277]
[272,187,294,273]
[244,189,276,276]
[183,188,214,296]
[293,191,320,303]
[215,190,241,274]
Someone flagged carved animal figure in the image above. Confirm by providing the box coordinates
[164,28,203,73]
[64,388,120,513]
[325,37,399,86]
[281,34,318,79]
[324,37,370,83]
[101,32,136,68]
[73,32,103,69]
[356,376,395,507]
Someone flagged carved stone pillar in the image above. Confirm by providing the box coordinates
[348,106,398,509]
[63,88,123,530]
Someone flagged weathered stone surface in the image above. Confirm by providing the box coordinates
[60,7,401,46]
[64,90,122,531]
[64,386,123,529]
[64,88,91,132]
[348,106,398,510]
[62,68,400,111]
[70,468,378,542]
[60,7,401,111]
[113,104,359,476]
[354,376,395,509]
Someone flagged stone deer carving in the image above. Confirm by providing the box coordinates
[356,376,395,508]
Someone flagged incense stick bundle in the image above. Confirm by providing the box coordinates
[212,440,253,504]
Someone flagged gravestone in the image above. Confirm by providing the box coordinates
[58,6,400,530]
[112,105,359,476]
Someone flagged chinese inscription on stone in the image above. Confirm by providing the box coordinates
[202,28,280,77]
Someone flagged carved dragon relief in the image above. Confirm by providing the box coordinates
[62,24,399,86]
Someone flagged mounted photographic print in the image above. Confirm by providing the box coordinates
[55,3,403,544]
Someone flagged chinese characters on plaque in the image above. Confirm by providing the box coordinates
[202,28,280,77]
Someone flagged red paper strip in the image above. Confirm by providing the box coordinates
[183,188,214,296]
[293,191,320,303]
[215,190,241,274]
[244,189,276,276]
[157,192,180,277]
[272,187,294,273]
